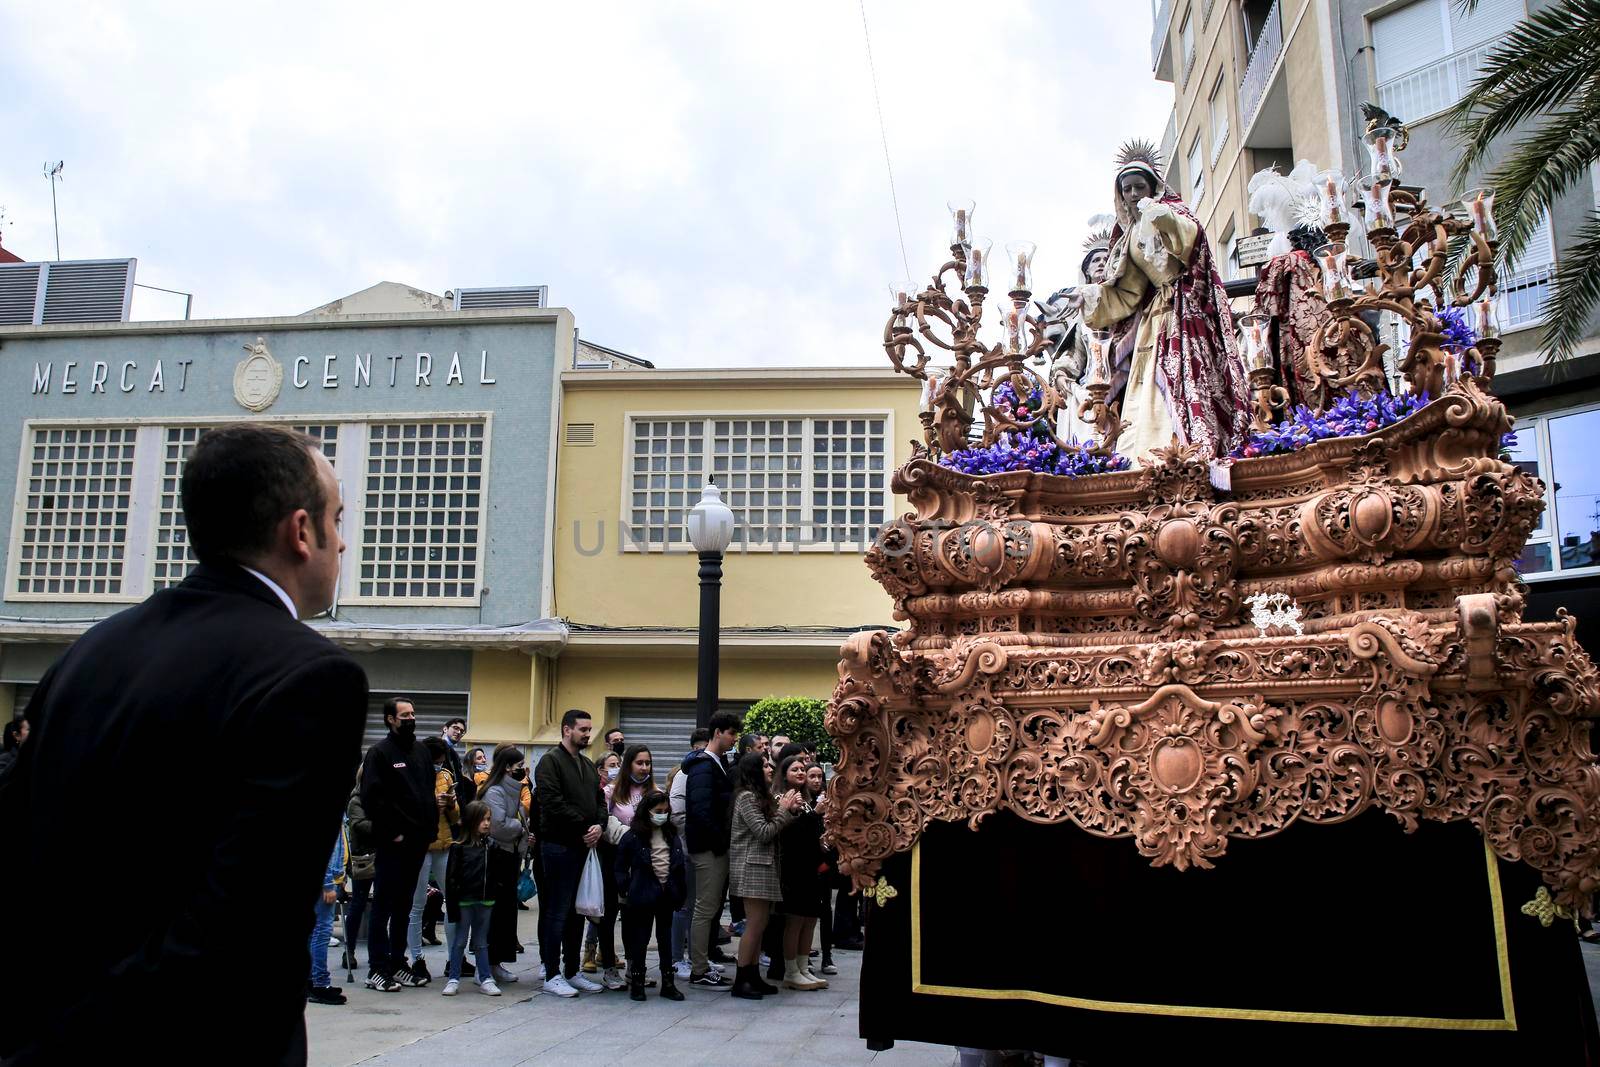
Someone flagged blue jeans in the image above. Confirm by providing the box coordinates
[448,904,494,981]
[408,848,455,963]
[310,893,336,988]
[671,851,696,963]
[538,842,586,979]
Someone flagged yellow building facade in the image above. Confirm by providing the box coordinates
[460,367,921,756]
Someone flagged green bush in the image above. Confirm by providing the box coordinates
[744,696,837,763]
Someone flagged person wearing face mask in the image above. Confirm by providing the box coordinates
[467,747,489,791]
[581,750,627,988]
[588,745,656,989]
[604,727,626,758]
[359,697,437,992]
[614,791,687,1002]
[482,746,533,987]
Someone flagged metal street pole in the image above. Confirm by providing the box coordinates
[696,549,722,729]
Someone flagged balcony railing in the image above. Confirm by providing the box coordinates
[1237,0,1283,135]
[1160,111,1178,173]
[1377,42,1494,124]
[1498,263,1555,331]
[1152,0,1173,71]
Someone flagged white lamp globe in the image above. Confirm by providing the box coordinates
[687,481,736,554]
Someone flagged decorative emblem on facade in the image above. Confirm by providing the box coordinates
[233,337,283,412]
[1247,592,1304,636]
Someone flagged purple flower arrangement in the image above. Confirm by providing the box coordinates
[1232,390,1430,459]
[938,379,1133,477]
[1437,306,1478,352]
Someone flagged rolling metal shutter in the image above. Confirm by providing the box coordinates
[617,699,752,764]
[363,690,470,758]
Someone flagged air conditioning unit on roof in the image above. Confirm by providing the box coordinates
[452,285,548,311]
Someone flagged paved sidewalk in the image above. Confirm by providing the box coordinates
[307,906,953,1067]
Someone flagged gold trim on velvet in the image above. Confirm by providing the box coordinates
[909,837,1516,1031]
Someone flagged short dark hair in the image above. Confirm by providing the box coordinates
[443,717,467,731]
[604,727,624,741]
[422,736,448,761]
[708,712,742,735]
[383,697,415,723]
[182,424,329,566]
[562,708,591,731]
[630,789,676,842]
[688,728,712,747]
[2,720,21,752]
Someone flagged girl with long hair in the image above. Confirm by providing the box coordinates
[775,754,827,990]
[613,790,688,1001]
[727,752,804,999]
[443,801,501,996]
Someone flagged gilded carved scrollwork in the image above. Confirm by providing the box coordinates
[829,382,1600,912]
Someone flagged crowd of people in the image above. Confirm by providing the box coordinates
[315,702,865,1006]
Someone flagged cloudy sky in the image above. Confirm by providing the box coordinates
[1,1,1172,366]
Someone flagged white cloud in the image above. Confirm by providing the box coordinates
[0,0,1173,366]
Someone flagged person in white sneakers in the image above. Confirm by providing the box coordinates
[442,802,501,997]
[535,710,610,999]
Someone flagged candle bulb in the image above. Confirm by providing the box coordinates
[1316,169,1345,227]
[1444,351,1460,386]
[1362,180,1394,230]
[1005,240,1037,295]
[965,237,992,289]
[1462,188,1498,241]
[1314,242,1352,302]
[1085,332,1111,387]
[1239,314,1272,372]
[1365,126,1402,184]
[1004,304,1024,353]
[948,199,975,248]
[1474,296,1501,340]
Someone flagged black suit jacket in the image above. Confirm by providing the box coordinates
[0,563,367,1065]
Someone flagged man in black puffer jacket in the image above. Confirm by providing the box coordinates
[359,697,436,990]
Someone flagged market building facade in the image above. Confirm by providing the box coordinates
[0,284,569,748]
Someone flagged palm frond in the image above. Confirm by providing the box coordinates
[1448,0,1600,187]
[1536,212,1600,364]
[1480,105,1600,268]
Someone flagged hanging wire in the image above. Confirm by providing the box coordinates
[857,0,914,291]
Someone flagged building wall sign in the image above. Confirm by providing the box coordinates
[233,337,284,412]
[30,345,498,398]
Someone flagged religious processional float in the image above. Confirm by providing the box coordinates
[823,124,1600,1062]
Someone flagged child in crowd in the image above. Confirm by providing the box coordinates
[613,790,687,1002]
[443,801,501,997]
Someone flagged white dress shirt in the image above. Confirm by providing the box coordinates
[241,566,298,619]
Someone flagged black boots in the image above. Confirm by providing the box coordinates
[629,969,647,1002]
[753,966,780,996]
[659,972,685,1001]
[731,964,765,1000]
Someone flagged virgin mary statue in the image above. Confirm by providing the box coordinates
[1058,140,1249,462]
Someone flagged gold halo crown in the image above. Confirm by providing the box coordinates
[1082,214,1116,254]
[1114,138,1163,184]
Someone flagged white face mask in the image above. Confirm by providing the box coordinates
[650,812,669,826]
[607,767,620,780]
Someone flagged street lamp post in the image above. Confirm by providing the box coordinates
[686,481,735,729]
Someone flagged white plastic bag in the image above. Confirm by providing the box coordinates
[575,846,605,918]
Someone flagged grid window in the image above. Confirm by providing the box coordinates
[16,426,136,596]
[628,420,705,546]
[359,421,484,600]
[811,418,888,546]
[626,415,889,549]
[153,425,211,590]
[713,418,804,545]
[296,423,339,461]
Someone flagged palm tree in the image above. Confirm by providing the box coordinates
[1449,0,1600,362]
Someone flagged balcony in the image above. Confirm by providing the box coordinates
[1152,0,1174,79]
[1237,0,1283,135]
[1377,42,1495,124]
[1160,111,1178,173]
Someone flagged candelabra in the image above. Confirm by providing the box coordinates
[1305,130,1502,405]
[887,202,1123,457]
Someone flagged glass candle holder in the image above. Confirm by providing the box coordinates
[1365,126,1402,184]
[1315,169,1347,228]
[965,237,993,290]
[1461,188,1498,242]
[1474,295,1501,341]
[1361,179,1394,230]
[1085,331,1112,387]
[1239,314,1273,372]
[1005,240,1036,294]
[1003,303,1025,354]
[948,199,975,249]
[1314,242,1353,302]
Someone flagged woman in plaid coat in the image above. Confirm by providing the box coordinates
[726,753,804,999]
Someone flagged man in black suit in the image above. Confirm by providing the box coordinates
[0,424,367,1065]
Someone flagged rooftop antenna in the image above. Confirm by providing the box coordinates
[42,161,63,260]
